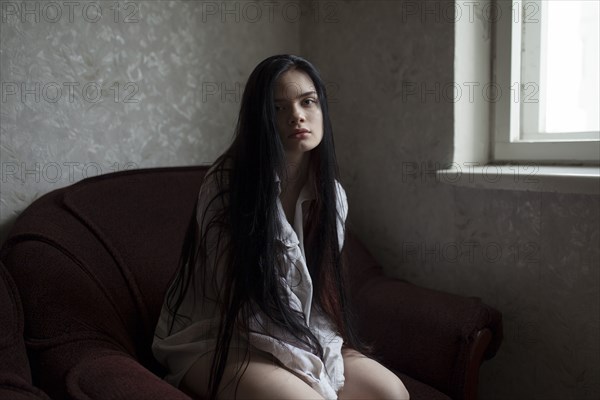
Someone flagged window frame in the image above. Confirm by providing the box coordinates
[492,0,600,164]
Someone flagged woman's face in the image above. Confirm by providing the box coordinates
[273,68,324,158]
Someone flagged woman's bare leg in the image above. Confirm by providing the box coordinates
[338,347,409,400]
[182,347,324,400]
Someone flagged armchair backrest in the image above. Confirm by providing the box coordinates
[0,166,209,393]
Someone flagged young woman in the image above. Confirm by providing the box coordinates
[153,54,409,400]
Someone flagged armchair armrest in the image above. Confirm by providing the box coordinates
[66,349,191,400]
[0,261,51,400]
[0,378,52,400]
[1,239,191,400]
[344,232,502,400]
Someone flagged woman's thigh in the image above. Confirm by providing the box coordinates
[338,348,410,400]
[182,347,324,400]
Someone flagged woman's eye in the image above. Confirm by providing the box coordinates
[303,98,317,106]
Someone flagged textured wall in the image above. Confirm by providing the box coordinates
[0,0,300,242]
[1,0,599,399]
[300,1,599,399]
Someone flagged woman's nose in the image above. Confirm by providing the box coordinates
[288,104,305,125]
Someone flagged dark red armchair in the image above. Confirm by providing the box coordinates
[0,166,502,400]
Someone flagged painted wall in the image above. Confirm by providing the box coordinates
[300,1,599,399]
[1,0,598,399]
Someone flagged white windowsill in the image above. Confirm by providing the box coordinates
[436,165,600,195]
[451,1,599,195]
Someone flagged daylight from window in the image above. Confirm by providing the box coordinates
[542,0,599,134]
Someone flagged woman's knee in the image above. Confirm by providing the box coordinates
[362,373,409,400]
[387,375,410,400]
[339,348,410,400]
[182,348,325,399]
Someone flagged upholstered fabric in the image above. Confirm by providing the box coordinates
[396,373,452,400]
[343,235,502,399]
[1,166,502,400]
[0,261,51,400]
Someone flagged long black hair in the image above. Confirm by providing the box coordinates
[166,54,366,399]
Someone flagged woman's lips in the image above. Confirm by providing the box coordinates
[289,129,310,138]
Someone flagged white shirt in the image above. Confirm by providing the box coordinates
[152,167,349,399]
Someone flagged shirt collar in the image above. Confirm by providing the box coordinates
[274,170,317,204]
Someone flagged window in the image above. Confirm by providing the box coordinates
[493,0,600,163]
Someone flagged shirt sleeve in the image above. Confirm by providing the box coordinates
[151,170,232,387]
[194,170,231,302]
[334,180,349,252]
